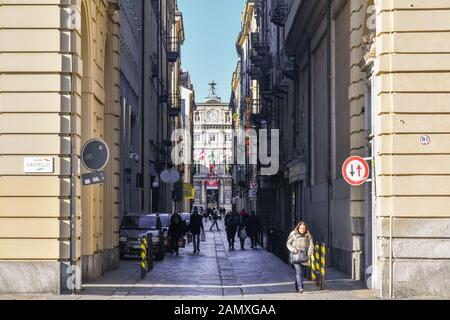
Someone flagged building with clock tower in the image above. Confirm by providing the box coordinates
[193,82,233,212]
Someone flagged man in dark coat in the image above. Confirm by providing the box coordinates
[168,212,186,256]
[190,207,204,254]
[225,211,238,250]
[247,211,261,249]
[238,209,250,250]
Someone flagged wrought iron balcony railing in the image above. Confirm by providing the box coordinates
[167,37,180,63]
[271,0,289,26]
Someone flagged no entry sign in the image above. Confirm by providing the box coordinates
[342,156,370,186]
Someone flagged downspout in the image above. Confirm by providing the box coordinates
[388,5,394,300]
[326,0,332,252]
[69,24,77,295]
[140,0,146,212]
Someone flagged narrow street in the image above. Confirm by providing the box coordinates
[74,220,373,300]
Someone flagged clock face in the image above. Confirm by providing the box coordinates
[207,110,219,122]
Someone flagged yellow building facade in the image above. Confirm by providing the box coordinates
[0,0,120,293]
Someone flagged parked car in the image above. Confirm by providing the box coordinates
[119,213,167,261]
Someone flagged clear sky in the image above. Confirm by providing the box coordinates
[178,0,245,103]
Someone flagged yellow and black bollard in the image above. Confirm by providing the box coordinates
[320,243,326,290]
[140,236,148,279]
[310,251,317,283]
[314,243,320,287]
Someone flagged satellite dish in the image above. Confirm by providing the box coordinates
[160,168,180,184]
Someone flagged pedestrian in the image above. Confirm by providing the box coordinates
[209,208,220,231]
[225,211,238,250]
[202,208,208,223]
[247,211,260,249]
[286,222,314,294]
[168,212,186,256]
[207,207,213,221]
[238,209,249,249]
[190,207,204,254]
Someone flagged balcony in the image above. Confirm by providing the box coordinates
[271,0,289,27]
[169,92,181,117]
[167,37,180,63]
[251,32,269,58]
[160,87,169,103]
[248,64,261,80]
[271,53,290,96]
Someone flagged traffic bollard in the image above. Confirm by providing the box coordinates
[310,253,316,283]
[140,236,148,279]
[320,243,326,290]
[314,243,320,287]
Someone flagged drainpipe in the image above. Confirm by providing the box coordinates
[69,5,79,294]
[388,6,394,300]
[326,0,332,255]
[140,0,146,212]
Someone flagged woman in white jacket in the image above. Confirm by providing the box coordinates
[286,222,314,293]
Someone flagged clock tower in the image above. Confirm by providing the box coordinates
[192,83,233,211]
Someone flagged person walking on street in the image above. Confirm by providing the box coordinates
[225,211,238,250]
[209,208,220,231]
[286,222,314,294]
[247,211,260,249]
[238,209,249,250]
[190,207,204,254]
[168,212,186,256]
[207,207,213,222]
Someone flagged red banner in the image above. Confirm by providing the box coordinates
[206,179,219,190]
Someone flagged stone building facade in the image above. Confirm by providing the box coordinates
[0,0,120,293]
[235,0,450,298]
[0,0,187,294]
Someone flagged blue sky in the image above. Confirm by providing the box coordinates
[178,0,245,103]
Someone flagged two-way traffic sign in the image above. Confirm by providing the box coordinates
[342,156,370,186]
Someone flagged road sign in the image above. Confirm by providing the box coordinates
[183,183,195,199]
[81,139,110,171]
[160,168,180,184]
[342,156,370,186]
[250,179,258,190]
[82,171,106,186]
[249,189,257,199]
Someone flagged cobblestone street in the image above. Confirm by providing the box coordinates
[2,221,375,300]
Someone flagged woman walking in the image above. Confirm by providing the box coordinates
[168,212,186,256]
[286,222,314,294]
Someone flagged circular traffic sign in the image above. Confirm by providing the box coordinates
[160,168,180,184]
[342,156,370,186]
[81,139,110,171]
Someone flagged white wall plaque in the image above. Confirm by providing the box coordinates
[24,157,54,173]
